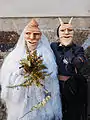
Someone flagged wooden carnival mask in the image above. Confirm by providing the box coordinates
[24,19,42,51]
[58,17,74,46]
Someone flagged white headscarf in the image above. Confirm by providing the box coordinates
[0,24,62,120]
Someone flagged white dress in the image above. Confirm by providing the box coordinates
[0,31,62,120]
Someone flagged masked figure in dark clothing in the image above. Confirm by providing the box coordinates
[51,18,87,120]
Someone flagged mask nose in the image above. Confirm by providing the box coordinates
[65,29,69,34]
[30,33,34,39]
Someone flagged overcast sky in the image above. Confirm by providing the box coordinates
[0,0,90,17]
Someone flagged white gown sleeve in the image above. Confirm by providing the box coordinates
[0,67,26,103]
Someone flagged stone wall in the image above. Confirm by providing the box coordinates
[0,17,90,120]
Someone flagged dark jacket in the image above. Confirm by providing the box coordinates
[51,42,87,76]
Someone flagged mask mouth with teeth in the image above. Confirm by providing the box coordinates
[24,19,42,51]
[60,37,73,46]
[58,17,74,46]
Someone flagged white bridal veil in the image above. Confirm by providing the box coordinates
[0,23,62,120]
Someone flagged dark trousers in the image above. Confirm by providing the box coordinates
[59,75,87,120]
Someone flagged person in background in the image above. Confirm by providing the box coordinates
[51,17,87,120]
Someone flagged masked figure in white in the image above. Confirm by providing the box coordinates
[0,19,62,120]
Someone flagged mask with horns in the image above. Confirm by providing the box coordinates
[58,17,74,46]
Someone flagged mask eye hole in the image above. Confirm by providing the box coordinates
[25,32,31,35]
[60,29,64,32]
[68,29,73,32]
[34,33,40,35]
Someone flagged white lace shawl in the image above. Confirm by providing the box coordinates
[0,28,62,120]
